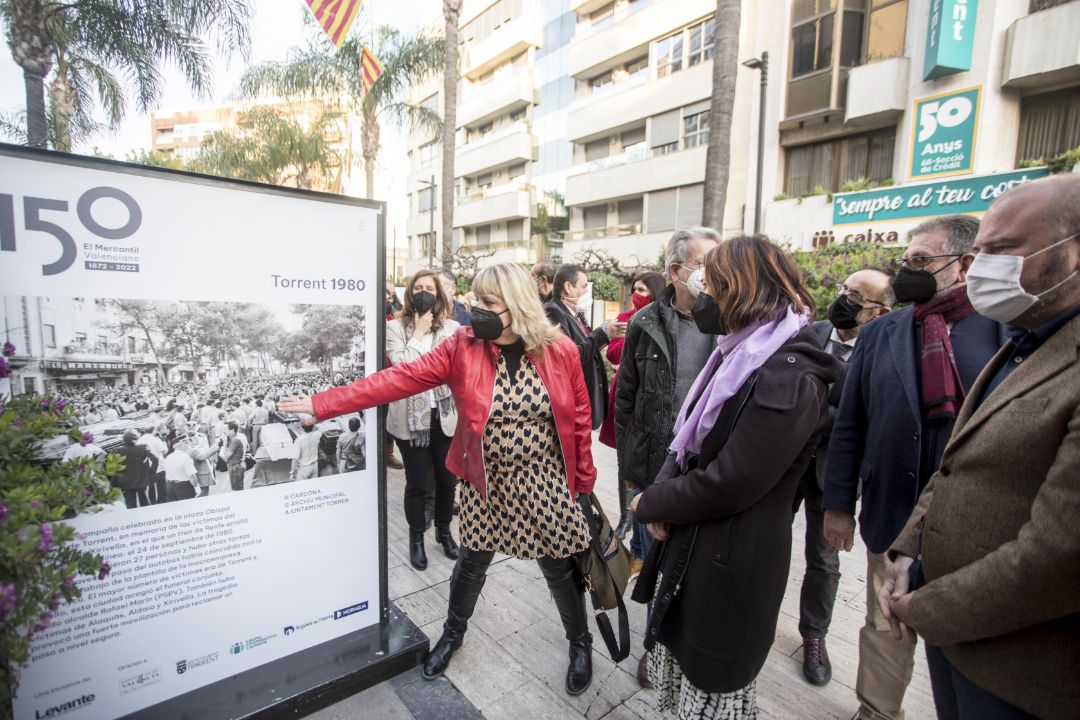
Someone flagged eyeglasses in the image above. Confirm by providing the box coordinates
[835,284,885,308]
[894,254,961,272]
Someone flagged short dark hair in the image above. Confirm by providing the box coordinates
[348,417,361,431]
[227,421,238,433]
[704,235,815,331]
[532,261,556,282]
[911,215,980,255]
[553,264,586,299]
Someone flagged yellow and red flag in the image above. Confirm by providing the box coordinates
[360,47,383,94]
[305,0,361,48]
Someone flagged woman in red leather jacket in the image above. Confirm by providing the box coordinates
[279,262,599,697]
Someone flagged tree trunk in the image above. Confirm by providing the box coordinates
[702,0,742,230]
[361,109,380,200]
[441,0,462,266]
[49,64,77,153]
[9,0,53,149]
[142,328,166,383]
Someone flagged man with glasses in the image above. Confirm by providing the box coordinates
[795,267,895,688]
[823,215,1004,720]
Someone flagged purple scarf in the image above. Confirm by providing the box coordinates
[669,306,808,466]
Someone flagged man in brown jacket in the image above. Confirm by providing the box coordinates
[880,175,1080,720]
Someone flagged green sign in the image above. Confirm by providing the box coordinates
[909,86,981,179]
[924,0,978,80]
[832,167,1049,226]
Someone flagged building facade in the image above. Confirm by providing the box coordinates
[403,0,1080,276]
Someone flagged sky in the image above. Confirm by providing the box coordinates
[0,0,442,248]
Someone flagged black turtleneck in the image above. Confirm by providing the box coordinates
[499,340,526,384]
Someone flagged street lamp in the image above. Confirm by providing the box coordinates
[742,51,768,235]
[418,174,436,267]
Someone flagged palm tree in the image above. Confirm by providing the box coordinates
[702,0,742,229]
[2,0,251,150]
[239,24,443,200]
[440,0,462,265]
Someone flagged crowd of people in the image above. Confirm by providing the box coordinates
[277,173,1077,720]
[61,370,363,508]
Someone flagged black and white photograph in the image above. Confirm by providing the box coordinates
[3,294,371,509]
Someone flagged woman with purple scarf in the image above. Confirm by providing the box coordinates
[630,235,844,718]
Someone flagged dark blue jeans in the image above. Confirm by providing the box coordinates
[925,644,1037,720]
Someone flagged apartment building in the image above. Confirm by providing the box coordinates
[405,0,1080,275]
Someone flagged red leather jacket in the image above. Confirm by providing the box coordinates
[311,328,597,501]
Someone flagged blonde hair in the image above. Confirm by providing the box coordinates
[472,263,561,355]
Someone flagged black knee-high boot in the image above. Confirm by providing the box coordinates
[538,555,592,696]
[615,478,632,539]
[422,546,494,680]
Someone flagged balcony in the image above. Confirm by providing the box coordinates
[1003,1,1080,89]
[455,184,533,227]
[567,61,711,142]
[459,70,534,129]
[571,0,614,15]
[456,123,535,178]
[845,57,909,126]
[567,0,713,79]
[462,9,540,81]
[565,144,706,207]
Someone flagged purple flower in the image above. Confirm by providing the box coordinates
[0,583,16,619]
[49,593,61,611]
[2,341,14,357]
[81,432,94,446]
[0,357,10,379]
[97,562,111,581]
[37,524,53,553]
[54,397,68,411]
[30,500,41,510]
[41,397,51,410]
[63,575,75,589]
[84,486,93,497]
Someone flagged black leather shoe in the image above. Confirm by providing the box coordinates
[421,632,463,679]
[614,515,632,540]
[802,636,832,686]
[436,524,460,560]
[409,530,428,570]
[566,637,593,695]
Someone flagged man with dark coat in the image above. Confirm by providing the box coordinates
[823,216,1004,720]
[882,175,1080,720]
[794,267,894,687]
[113,429,156,509]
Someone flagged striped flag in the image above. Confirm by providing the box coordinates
[360,47,383,94]
[305,0,361,48]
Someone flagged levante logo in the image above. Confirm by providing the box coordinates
[34,693,95,719]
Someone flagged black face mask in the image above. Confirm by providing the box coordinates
[411,290,436,314]
[827,295,866,331]
[891,257,960,305]
[691,293,725,335]
[471,307,508,340]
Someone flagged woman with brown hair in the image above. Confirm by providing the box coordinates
[387,268,459,570]
[630,235,843,718]
[279,263,599,696]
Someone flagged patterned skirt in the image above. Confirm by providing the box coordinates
[458,354,590,560]
[648,643,758,720]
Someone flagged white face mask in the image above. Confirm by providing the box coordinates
[967,233,1078,324]
[685,268,705,298]
[575,288,593,313]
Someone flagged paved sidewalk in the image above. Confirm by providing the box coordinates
[310,437,936,719]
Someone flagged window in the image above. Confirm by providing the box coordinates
[655,31,684,78]
[651,110,680,153]
[507,219,524,243]
[419,141,439,168]
[683,110,710,147]
[791,12,834,77]
[477,172,493,188]
[626,55,649,76]
[508,162,526,179]
[784,127,895,195]
[23,378,35,396]
[75,332,87,346]
[419,184,437,212]
[585,138,610,162]
[461,0,524,46]
[618,198,643,226]
[417,232,434,254]
[478,122,494,137]
[589,70,613,91]
[139,338,149,354]
[646,189,677,232]
[127,336,136,353]
[590,2,615,23]
[866,0,907,62]
[676,185,704,228]
[475,224,492,245]
[687,18,716,66]
[96,335,108,350]
[622,126,646,152]
[840,8,866,67]
[1016,87,1080,165]
[584,205,607,230]
[510,107,526,123]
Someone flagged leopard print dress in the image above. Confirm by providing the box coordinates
[457,351,590,559]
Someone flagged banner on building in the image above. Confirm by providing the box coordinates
[923,0,979,80]
[833,166,1049,225]
[0,145,386,720]
[909,86,982,179]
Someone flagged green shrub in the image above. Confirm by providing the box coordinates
[793,242,904,319]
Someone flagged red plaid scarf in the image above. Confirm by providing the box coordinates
[914,286,976,421]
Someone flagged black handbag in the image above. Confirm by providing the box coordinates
[575,493,631,662]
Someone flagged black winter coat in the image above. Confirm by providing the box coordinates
[112,444,156,491]
[633,327,843,693]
